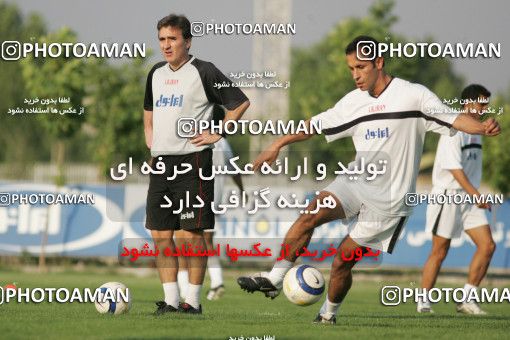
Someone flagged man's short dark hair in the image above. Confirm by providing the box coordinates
[461,84,491,102]
[157,14,191,39]
[345,35,382,65]
[345,36,380,54]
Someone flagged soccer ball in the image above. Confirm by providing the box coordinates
[283,265,325,306]
[94,282,131,315]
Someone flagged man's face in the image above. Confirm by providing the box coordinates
[464,96,489,119]
[158,26,191,67]
[346,52,382,93]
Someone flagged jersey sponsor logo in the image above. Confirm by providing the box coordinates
[155,94,184,107]
[365,127,390,140]
[165,79,178,85]
[368,104,386,113]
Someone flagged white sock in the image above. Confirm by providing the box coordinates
[177,271,189,300]
[208,256,223,288]
[320,298,341,319]
[464,283,477,296]
[162,282,179,308]
[419,288,430,305]
[185,283,202,309]
[268,259,294,285]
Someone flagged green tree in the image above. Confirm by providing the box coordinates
[84,57,150,177]
[483,92,510,195]
[20,27,87,185]
[0,1,49,176]
[289,0,464,171]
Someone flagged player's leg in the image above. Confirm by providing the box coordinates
[419,194,459,313]
[151,229,180,314]
[237,191,345,298]
[175,229,190,300]
[421,235,451,289]
[465,225,495,285]
[146,166,182,314]
[456,224,495,315]
[179,229,207,313]
[176,148,215,314]
[315,212,407,323]
[314,236,368,324]
[418,235,451,312]
[204,231,225,300]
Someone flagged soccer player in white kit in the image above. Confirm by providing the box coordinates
[418,84,495,315]
[237,36,501,324]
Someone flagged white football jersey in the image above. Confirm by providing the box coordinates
[144,57,247,156]
[432,132,482,189]
[311,77,458,217]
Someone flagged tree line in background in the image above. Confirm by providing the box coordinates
[0,0,508,194]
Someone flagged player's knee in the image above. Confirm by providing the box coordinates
[297,213,319,231]
[152,237,171,247]
[489,241,496,255]
[431,247,448,262]
[184,230,205,243]
[331,256,353,275]
[481,241,496,257]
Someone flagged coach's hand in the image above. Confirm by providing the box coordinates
[483,118,501,136]
[477,202,492,211]
[190,130,222,146]
[253,147,280,171]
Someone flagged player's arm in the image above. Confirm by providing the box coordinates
[191,100,250,146]
[224,100,250,123]
[449,169,490,209]
[191,62,251,146]
[452,114,500,136]
[144,110,153,149]
[253,119,316,171]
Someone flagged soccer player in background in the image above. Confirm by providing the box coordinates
[177,106,245,301]
[417,84,496,315]
[237,36,500,324]
[144,14,249,315]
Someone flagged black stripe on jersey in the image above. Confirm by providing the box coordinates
[143,61,167,111]
[431,190,447,236]
[461,143,482,151]
[387,216,406,254]
[191,58,248,110]
[322,110,452,136]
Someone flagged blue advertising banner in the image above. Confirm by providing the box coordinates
[0,183,508,268]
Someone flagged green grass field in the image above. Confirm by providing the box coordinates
[0,269,509,339]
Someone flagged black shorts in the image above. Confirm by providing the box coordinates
[145,149,215,231]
